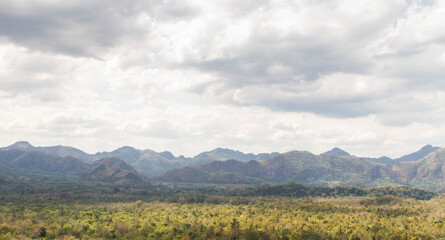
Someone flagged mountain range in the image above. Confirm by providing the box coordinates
[160,151,381,186]
[191,148,279,165]
[0,141,279,177]
[361,144,440,164]
[160,146,445,191]
[2,141,445,191]
[0,149,90,176]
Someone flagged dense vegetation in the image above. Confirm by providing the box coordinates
[1,179,441,239]
[0,177,437,204]
[2,195,445,239]
[227,182,437,200]
[2,142,445,239]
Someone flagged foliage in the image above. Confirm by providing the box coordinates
[227,182,437,200]
[0,178,442,239]
[2,196,445,239]
[366,185,437,200]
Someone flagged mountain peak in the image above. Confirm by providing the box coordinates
[420,144,439,151]
[324,147,350,157]
[159,151,176,160]
[213,147,238,153]
[112,146,139,152]
[7,141,35,150]
[395,144,441,162]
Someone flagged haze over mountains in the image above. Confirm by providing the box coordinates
[161,147,445,191]
[362,145,441,164]
[0,141,279,177]
[0,149,90,176]
[1,141,445,191]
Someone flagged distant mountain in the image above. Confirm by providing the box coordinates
[324,147,350,157]
[390,148,445,185]
[36,145,93,163]
[198,159,262,176]
[413,148,445,180]
[159,151,383,186]
[191,147,279,165]
[3,141,35,151]
[4,142,445,190]
[259,151,385,185]
[92,147,194,176]
[160,167,209,183]
[363,156,394,164]
[159,151,176,160]
[6,141,443,188]
[94,146,141,164]
[96,147,186,176]
[158,166,263,184]
[84,157,146,185]
[160,147,445,191]
[365,145,440,164]
[0,149,26,163]
[0,174,8,183]
[1,141,93,163]
[0,148,146,185]
[2,142,183,176]
[132,149,182,176]
[1,141,280,177]
[12,152,90,174]
[395,145,440,163]
[0,149,90,176]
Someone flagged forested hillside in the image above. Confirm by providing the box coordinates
[0,149,90,176]
[84,157,146,185]
[160,148,445,191]
[3,141,445,191]
[1,142,278,177]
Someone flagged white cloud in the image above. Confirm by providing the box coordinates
[0,0,444,158]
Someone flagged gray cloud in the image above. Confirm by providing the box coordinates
[1,0,445,157]
[185,1,402,80]
[0,0,161,57]
[0,78,59,96]
[169,1,412,119]
[159,0,445,124]
[0,47,68,101]
[229,82,388,118]
[161,0,201,20]
[183,22,370,87]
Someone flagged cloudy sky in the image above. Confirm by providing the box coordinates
[1,0,444,158]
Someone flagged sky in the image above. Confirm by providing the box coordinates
[0,0,445,158]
